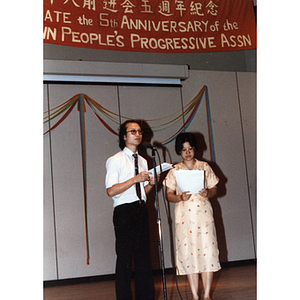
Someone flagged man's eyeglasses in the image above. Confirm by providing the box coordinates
[126,129,143,135]
[181,147,194,153]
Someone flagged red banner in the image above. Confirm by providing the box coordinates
[43,0,256,53]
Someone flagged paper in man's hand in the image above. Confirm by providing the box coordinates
[148,162,173,177]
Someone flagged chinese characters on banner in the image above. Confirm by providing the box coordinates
[43,0,256,53]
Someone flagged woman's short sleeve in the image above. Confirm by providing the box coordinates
[164,168,177,191]
[204,163,219,189]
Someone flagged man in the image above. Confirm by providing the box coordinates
[105,119,156,300]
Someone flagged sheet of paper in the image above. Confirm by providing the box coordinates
[148,162,173,177]
[174,170,204,194]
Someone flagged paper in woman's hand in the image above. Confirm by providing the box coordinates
[174,170,204,194]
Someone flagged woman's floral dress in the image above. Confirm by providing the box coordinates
[164,160,221,275]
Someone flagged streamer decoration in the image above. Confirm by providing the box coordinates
[43,85,215,264]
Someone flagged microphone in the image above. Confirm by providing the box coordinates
[142,142,156,150]
[153,141,164,149]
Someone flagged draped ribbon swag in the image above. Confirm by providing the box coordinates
[44,85,215,264]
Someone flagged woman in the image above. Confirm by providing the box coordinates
[164,132,221,300]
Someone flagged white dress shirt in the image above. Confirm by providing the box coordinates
[105,147,149,208]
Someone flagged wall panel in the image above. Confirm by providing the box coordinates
[236,72,257,253]
[181,71,256,262]
[46,84,120,279]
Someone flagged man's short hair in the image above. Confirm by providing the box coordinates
[118,119,142,150]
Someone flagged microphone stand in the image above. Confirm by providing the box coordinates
[151,147,167,300]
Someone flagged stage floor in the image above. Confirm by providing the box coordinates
[44,264,256,300]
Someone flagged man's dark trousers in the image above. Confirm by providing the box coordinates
[113,200,155,300]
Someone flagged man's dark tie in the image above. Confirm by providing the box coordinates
[133,154,142,202]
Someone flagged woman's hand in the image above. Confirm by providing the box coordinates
[198,188,208,197]
[166,187,191,203]
[198,186,217,198]
[181,191,192,201]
